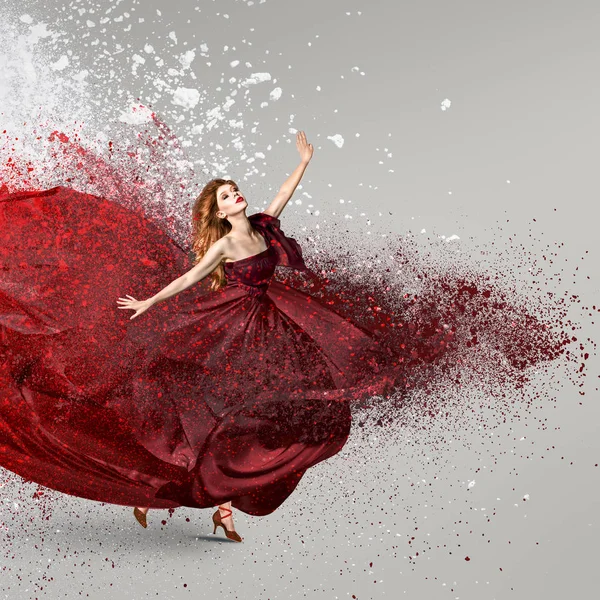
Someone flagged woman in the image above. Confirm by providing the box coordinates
[122,132,319,540]
[119,131,399,541]
[0,132,401,543]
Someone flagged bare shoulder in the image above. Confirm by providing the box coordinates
[211,234,235,261]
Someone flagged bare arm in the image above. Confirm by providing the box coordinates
[148,237,229,306]
[265,131,313,219]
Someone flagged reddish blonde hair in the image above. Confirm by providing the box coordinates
[190,178,236,291]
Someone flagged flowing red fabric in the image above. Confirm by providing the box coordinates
[0,186,400,515]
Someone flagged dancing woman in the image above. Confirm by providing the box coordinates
[0,131,399,544]
[120,132,317,541]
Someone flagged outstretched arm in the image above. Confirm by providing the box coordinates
[265,131,313,219]
[116,237,228,320]
[149,237,228,304]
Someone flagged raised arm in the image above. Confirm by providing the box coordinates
[265,131,313,219]
[117,237,229,320]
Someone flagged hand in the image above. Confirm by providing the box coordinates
[296,130,313,164]
[116,295,152,320]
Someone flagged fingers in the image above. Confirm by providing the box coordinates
[296,132,312,153]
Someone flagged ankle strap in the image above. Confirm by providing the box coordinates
[218,505,232,519]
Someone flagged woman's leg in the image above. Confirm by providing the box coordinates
[218,500,235,531]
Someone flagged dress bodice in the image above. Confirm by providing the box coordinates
[223,212,308,297]
[223,245,277,295]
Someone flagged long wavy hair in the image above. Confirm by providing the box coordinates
[190,178,237,291]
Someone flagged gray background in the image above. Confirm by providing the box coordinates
[1,1,599,599]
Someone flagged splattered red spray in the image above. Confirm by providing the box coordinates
[0,119,590,517]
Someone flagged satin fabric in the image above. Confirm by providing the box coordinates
[0,187,399,515]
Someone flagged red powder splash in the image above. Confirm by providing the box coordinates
[0,115,594,514]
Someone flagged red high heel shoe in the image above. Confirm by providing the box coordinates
[133,507,148,528]
[212,506,243,542]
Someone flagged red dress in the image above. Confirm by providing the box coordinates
[0,186,400,515]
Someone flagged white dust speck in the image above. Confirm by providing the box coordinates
[131,54,145,75]
[144,44,154,54]
[51,55,69,71]
[20,14,33,24]
[420,228,426,234]
[72,70,88,82]
[172,87,200,109]
[445,234,460,242]
[179,50,196,69]
[230,60,240,68]
[26,23,54,45]
[240,72,271,87]
[87,20,96,28]
[441,98,452,111]
[468,480,476,488]
[118,104,154,125]
[169,31,178,44]
[327,134,344,148]
[270,87,282,101]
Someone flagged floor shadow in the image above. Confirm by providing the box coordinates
[185,534,242,543]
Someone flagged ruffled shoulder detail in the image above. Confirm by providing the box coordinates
[248,212,308,271]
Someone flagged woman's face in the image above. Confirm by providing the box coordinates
[216,183,247,219]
